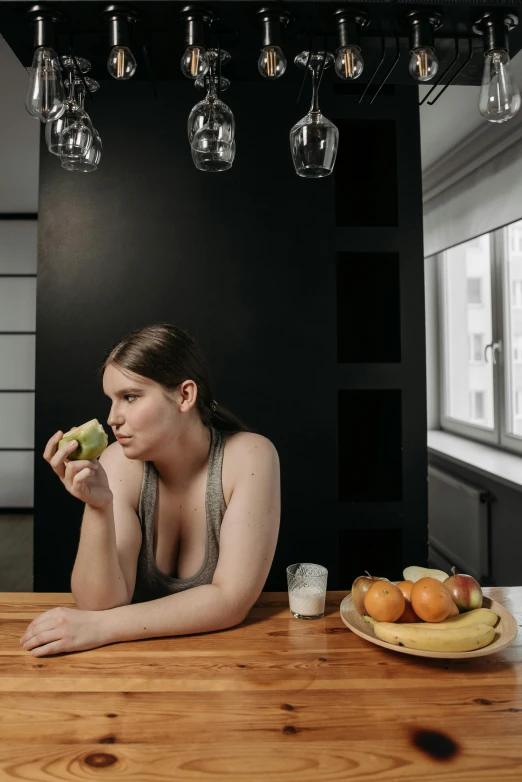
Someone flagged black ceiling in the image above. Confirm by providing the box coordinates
[1,2,521,87]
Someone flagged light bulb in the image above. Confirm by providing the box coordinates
[258,45,286,79]
[334,46,364,80]
[181,45,209,79]
[479,49,521,123]
[107,46,137,80]
[25,47,65,122]
[409,47,438,82]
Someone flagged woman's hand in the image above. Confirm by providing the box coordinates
[44,430,114,509]
[19,606,111,657]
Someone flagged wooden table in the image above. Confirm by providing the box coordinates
[1,588,521,781]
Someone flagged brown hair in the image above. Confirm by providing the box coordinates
[98,323,250,434]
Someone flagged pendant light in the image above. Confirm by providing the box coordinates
[332,8,369,81]
[254,6,293,80]
[405,10,442,83]
[102,4,138,80]
[24,4,65,122]
[473,12,521,123]
[179,5,215,80]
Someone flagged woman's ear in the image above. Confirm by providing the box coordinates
[179,379,198,412]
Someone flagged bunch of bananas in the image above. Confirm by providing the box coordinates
[364,607,498,652]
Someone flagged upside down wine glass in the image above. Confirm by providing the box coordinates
[188,49,235,172]
[290,51,339,178]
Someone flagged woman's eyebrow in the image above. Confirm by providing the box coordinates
[104,387,143,397]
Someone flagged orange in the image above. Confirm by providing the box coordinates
[447,599,459,617]
[364,581,405,623]
[411,577,454,623]
[396,580,421,623]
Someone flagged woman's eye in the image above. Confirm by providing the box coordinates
[124,395,137,402]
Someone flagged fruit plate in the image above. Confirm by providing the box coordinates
[340,593,518,659]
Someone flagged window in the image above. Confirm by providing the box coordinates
[468,334,484,363]
[512,279,522,308]
[514,336,522,363]
[469,391,485,422]
[438,220,522,454]
[440,235,494,434]
[467,277,483,306]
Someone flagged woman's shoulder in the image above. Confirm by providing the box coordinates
[221,430,279,488]
[220,431,279,506]
[222,430,279,460]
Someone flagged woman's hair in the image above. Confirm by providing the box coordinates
[98,323,250,433]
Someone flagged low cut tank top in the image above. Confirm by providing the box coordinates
[131,426,227,604]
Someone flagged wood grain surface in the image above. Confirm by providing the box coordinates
[0,588,521,781]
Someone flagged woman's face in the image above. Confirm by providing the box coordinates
[103,364,184,459]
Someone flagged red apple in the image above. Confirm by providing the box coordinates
[443,568,483,612]
[351,572,386,614]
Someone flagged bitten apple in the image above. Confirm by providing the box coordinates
[443,567,483,612]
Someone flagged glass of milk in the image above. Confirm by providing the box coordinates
[286,563,328,619]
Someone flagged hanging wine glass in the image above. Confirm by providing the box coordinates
[46,57,92,156]
[61,130,102,172]
[188,76,231,144]
[191,138,236,172]
[290,51,339,178]
[187,49,235,171]
[59,77,98,160]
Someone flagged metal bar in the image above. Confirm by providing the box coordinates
[358,36,386,105]
[296,37,312,104]
[419,37,459,107]
[368,35,400,105]
[67,30,94,103]
[427,38,473,106]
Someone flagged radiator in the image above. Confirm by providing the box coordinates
[428,466,491,583]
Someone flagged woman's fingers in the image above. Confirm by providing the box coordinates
[49,439,80,478]
[43,431,63,463]
[22,627,61,651]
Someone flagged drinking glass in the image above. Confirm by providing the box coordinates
[290,51,339,178]
[191,139,235,172]
[61,130,102,172]
[286,563,328,619]
[187,49,235,172]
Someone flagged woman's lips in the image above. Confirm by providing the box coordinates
[116,435,132,442]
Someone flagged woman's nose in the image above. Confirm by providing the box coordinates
[107,408,123,428]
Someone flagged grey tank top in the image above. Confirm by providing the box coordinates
[131,426,227,604]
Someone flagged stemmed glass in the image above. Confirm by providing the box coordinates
[45,57,91,156]
[58,79,96,160]
[290,51,339,178]
[188,49,236,172]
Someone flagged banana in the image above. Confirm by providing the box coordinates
[362,607,498,630]
[373,621,496,652]
[397,607,499,631]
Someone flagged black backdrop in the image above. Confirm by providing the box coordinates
[34,76,427,592]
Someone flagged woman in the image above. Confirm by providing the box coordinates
[20,323,281,657]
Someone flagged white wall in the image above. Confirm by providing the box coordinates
[0,34,39,212]
[0,35,39,508]
[425,255,440,430]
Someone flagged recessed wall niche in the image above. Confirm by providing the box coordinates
[338,389,402,502]
[334,119,398,227]
[337,252,401,363]
[338,528,403,587]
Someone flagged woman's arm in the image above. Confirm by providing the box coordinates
[102,434,281,642]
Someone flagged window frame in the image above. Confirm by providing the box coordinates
[437,225,522,457]
[438,233,499,447]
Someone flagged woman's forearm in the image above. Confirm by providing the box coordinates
[71,502,130,610]
[102,583,246,644]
